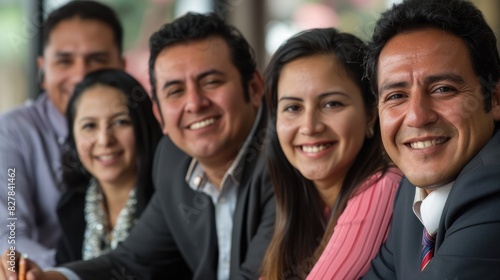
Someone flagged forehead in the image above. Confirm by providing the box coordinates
[75,85,128,116]
[154,37,234,79]
[44,17,119,54]
[278,55,361,96]
[377,28,474,88]
[279,55,346,83]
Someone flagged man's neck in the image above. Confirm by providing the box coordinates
[199,155,236,189]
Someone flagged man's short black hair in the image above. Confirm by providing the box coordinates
[42,0,123,53]
[366,0,500,112]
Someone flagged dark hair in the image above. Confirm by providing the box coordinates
[365,0,500,112]
[148,12,256,102]
[262,28,389,279]
[62,69,162,215]
[43,0,123,53]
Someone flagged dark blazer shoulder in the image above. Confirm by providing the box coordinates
[153,136,190,173]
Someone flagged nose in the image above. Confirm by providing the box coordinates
[69,59,92,86]
[184,85,210,113]
[299,109,325,136]
[404,91,438,127]
[96,127,116,147]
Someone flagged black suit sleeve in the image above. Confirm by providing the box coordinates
[55,191,86,265]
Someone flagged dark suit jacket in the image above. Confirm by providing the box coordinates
[64,107,275,280]
[55,189,86,264]
[55,180,152,264]
[364,128,500,280]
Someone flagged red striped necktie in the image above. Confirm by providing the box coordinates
[420,228,436,271]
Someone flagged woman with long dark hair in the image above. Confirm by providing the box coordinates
[261,28,402,279]
[56,69,162,263]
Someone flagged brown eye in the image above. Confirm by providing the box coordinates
[434,86,454,93]
[324,101,343,108]
[81,123,96,130]
[113,119,131,126]
[386,93,405,101]
[284,105,300,112]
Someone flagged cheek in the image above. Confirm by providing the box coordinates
[162,103,180,129]
[74,136,92,167]
[335,118,365,148]
[116,128,137,158]
[276,117,294,144]
[457,94,483,119]
[45,70,65,87]
[379,108,399,139]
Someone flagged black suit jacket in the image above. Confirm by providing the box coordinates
[55,189,86,264]
[364,129,500,280]
[64,106,275,280]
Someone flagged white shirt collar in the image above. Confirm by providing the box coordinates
[413,182,454,234]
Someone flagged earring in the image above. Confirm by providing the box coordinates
[366,126,374,138]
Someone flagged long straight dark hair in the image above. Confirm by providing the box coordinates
[261,28,389,279]
[62,69,162,215]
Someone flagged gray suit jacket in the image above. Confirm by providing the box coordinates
[64,107,275,280]
[364,128,500,280]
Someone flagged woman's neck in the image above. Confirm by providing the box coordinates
[315,179,343,210]
[99,177,135,229]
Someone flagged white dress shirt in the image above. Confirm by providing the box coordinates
[413,182,454,234]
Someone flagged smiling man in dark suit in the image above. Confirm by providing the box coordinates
[1,12,275,280]
[363,0,500,279]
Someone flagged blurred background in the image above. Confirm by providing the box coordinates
[1,0,499,113]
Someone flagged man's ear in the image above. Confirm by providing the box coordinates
[491,82,500,121]
[37,56,46,89]
[248,70,264,108]
[152,102,167,135]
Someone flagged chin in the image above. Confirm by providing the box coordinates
[406,175,447,188]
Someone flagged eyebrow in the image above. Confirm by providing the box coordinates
[161,69,225,90]
[56,51,109,56]
[378,81,408,93]
[76,111,129,124]
[278,91,350,103]
[424,73,465,85]
[379,73,466,93]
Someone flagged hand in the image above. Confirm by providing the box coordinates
[0,250,66,280]
[1,249,20,280]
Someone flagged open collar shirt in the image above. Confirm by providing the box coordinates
[184,105,262,280]
[413,182,454,234]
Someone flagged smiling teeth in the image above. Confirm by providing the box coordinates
[301,144,331,153]
[189,118,215,130]
[97,154,117,160]
[409,138,446,149]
